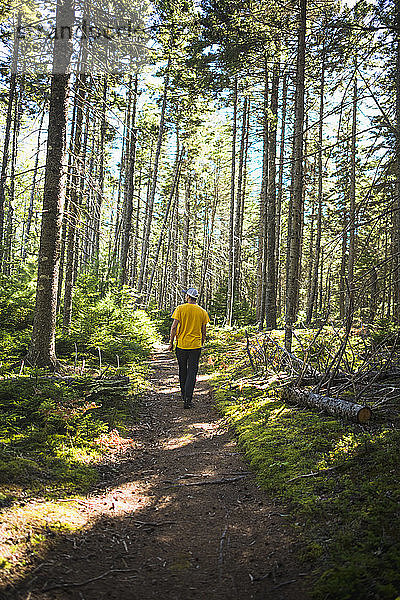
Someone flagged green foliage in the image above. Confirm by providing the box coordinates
[206,328,400,600]
[0,273,35,331]
[147,305,172,341]
[0,274,35,366]
[0,374,145,494]
[57,281,159,365]
[209,281,256,326]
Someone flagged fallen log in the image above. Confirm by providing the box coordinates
[283,388,372,424]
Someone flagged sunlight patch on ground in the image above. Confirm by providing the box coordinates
[197,373,212,382]
[0,478,156,581]
[163,434,195,450]
[81,480,155,518]
[188,421,226,439]
[158,385,180,394]
[190,421,217,432]
[0,500,88,576]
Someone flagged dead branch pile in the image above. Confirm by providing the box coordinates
[28,375,131,400]
[244,327,400,423]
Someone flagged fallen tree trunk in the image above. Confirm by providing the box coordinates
[283,388,372,424]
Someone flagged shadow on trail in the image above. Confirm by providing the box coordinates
[2,350,309,600]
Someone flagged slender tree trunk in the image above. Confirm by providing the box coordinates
[265,60,280,330]
[27,0,74,368]
[0,18,19,267]
[22,107,45,259]
[137,57,171,296]
[146,147,183,303]
[120,74,138,287]
[238,101,250,293]
[347,73,357,326]
[3,75,22,275]
[232,96,248,311]
[394,0,400,321]
[170,127,180,306]
[275,73,288,320]
[63,68,87,331]
[182,175,191,290]
[259,61,269,327]
[94,76,107,272]
[306,45,325,324]
[130,166,141,285]
[285,0,306,351]
[227,76,238,325]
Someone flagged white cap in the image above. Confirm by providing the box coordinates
[184,287,199,298]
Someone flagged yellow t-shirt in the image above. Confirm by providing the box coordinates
[172,303,210,349]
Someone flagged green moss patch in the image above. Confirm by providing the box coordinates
[206,328,400,600]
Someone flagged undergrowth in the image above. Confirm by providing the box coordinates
[0,274,159,582]
[205,327,400,600]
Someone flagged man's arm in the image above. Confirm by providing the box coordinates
[169,319,179,351]
[201,323,207,346]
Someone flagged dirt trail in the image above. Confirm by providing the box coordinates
[6,347,310,600]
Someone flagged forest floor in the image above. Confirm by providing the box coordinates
[5,346,310,600]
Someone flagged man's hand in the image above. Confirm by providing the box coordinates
[169,319,179,352]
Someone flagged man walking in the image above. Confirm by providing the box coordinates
[168,288,210,409]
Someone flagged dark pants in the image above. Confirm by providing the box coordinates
[176,347,202,401]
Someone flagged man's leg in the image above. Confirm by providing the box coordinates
[185,348,202,405]
[175,347,188,403]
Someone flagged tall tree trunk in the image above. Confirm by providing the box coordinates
[94,76,107,272]
[258,61,269,327]
[22,106,45,260]
[3,75,22,275]
[27,0,74,368]
[120,74,138,287]
[0,17,19,267]
[394,0,400,321]
[238,101,250,293]
[285,0,306,351]
[275,73,288,320]
[306,44,325,324]
[346,73,357,327]
[232,96,248,312]
[63,67,87,331]
[137,57,170,296]
[265,59,280,330]
[146,147,183,303]
[227,76,238,325]
[170,127,180,306]
[182,175,191,290]
[130,166,142,285]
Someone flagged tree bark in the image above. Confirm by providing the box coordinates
[227,76,238,326]
[232,96,248,312]
[0,17,19,267]
[265,60,280,330]
[306,44,325,324]
[94,75,107,272]
[284,388,372,424]
[22,106,45,260]
[182,175,191,291]
[275,73,288,320]
[63,68,87,331]
[347,72,357,327]
[285,0,307,351]
[259,61,269,328]
[27,0,74,369]
[137,57,170,296]
[146,147,183,303]
[394,0,400,321]
[120,74,138,287]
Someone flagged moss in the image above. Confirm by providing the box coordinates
[206,328,400,600]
